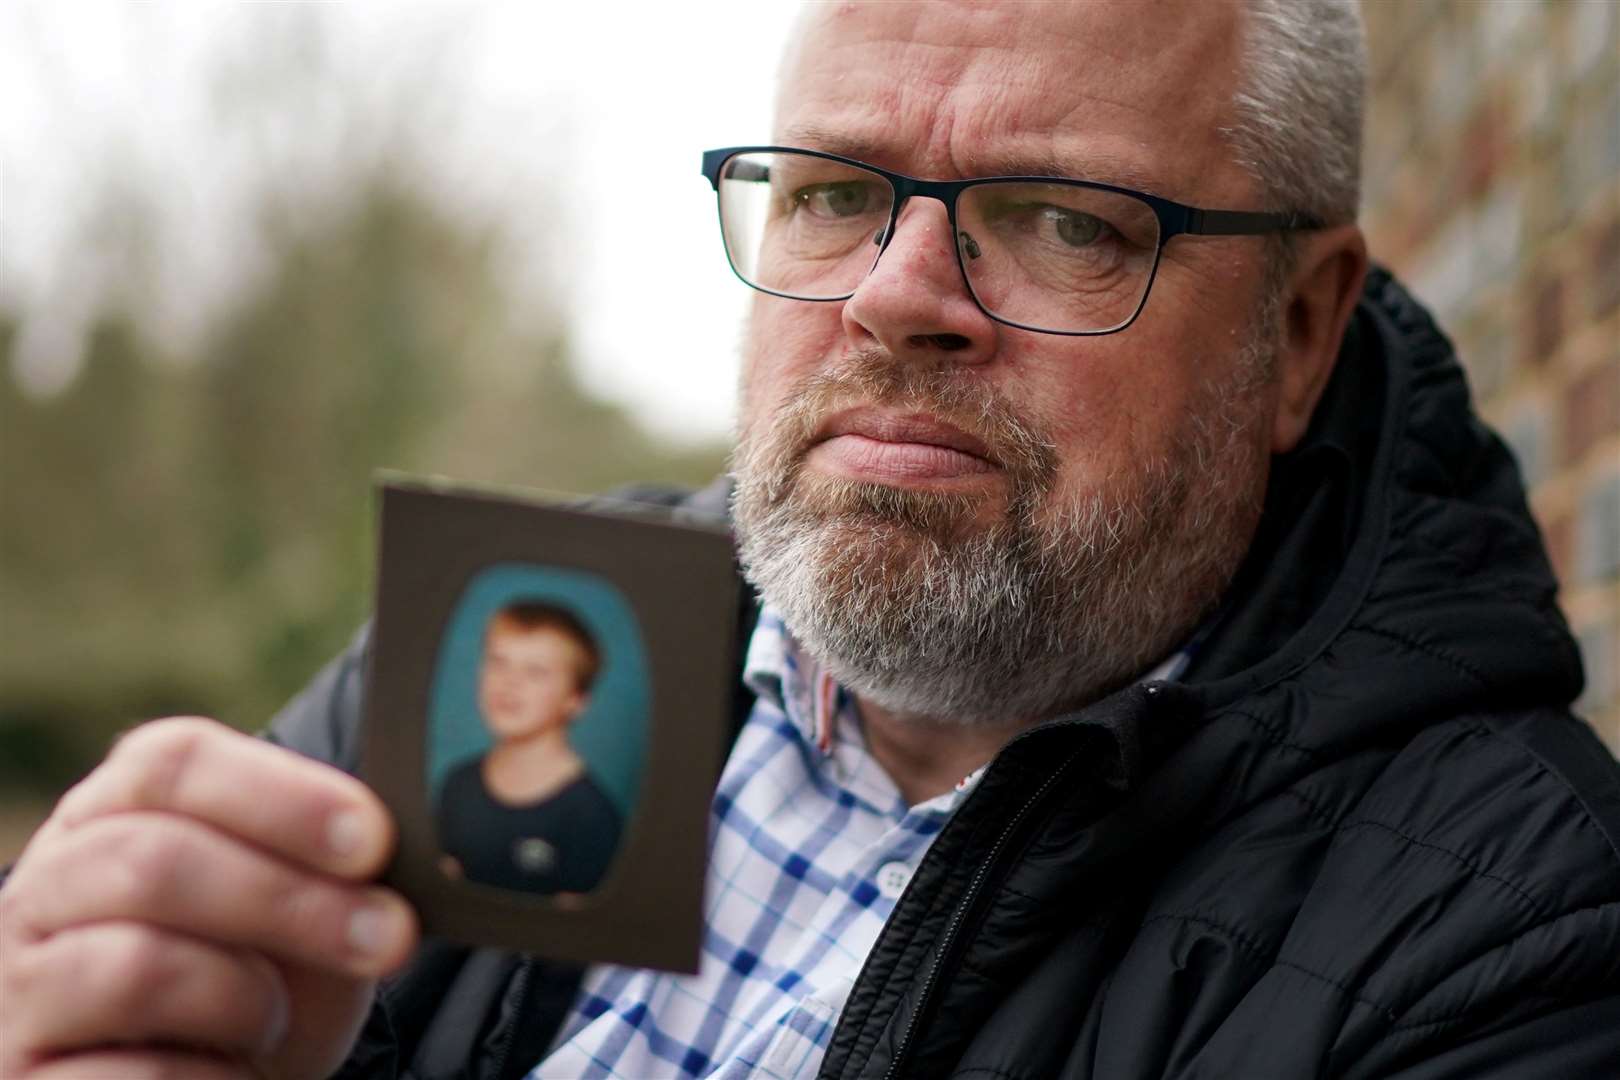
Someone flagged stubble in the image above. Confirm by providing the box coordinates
[732,318,1275,727]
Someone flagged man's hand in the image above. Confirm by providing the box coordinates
[0,717,418,1079]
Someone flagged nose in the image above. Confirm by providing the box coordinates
[840,198,998,365]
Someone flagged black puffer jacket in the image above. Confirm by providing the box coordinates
[271,269,1620,1078]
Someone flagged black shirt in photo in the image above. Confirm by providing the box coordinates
[437,759,624,894]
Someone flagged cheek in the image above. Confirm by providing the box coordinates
[1005,332,1210,494]
[738,297,846,430]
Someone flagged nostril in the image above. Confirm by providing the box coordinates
[916,333,971,351]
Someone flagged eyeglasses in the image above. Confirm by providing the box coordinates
[700,146,1321,336]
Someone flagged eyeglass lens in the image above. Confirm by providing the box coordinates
[716,150,1163,334]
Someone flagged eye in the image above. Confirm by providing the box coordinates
[794,181,880,219]
[1041,206,1110,248]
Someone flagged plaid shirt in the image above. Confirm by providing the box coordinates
[532,610,1190,1079]
[530,606,985,1079]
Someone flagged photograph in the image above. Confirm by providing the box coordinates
[362,479,738,972]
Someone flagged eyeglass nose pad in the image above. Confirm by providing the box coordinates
[872,227,886,247]
[958,231,982,260]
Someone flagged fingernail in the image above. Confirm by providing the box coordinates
[347,902,397,956]
[261,977,290,1054]
[328,809,367,858]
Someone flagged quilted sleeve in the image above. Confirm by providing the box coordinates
[261,622,371,775]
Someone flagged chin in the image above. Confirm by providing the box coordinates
[487,720,529,741]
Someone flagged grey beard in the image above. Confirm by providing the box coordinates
[732,341,1271,727]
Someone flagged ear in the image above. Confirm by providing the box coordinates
[1270,225,1368,453]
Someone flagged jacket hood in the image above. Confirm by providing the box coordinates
[1185,265,1582,741]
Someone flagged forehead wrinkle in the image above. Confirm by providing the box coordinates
[954,147,1168,196]
[775,123,1169,198]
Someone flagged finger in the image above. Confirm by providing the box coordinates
[7,921,288,1061]
[49,716,393,879]
[24,1049,257,1080]
[16,812,416,977]
[264,961,379,1080]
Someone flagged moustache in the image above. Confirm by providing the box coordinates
[758,348,1059,490]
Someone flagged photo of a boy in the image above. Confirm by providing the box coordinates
[436,600,623,896]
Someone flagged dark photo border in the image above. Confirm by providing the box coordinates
[363,478,739,973]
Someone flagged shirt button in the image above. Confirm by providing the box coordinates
[876,861,912,899]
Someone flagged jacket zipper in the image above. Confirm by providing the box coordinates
[490,956,536,1080]
[879,750,1083,1080]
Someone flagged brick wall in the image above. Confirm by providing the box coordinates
[1361,0,1620,751]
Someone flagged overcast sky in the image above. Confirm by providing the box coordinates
[0,1,804,441]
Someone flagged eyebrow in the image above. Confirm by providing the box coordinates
[777,124,1168,196]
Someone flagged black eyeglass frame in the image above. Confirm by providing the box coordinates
[700,145,1323,336]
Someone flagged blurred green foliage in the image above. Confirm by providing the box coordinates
[0,178,728,799]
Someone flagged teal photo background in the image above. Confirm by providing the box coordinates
[428,563,650,819]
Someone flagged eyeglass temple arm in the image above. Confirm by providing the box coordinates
[1183,207,1324,236]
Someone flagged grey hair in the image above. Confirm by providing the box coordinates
[1231,0,1367,225]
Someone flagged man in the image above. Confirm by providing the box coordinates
[4,1,1618,1077]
